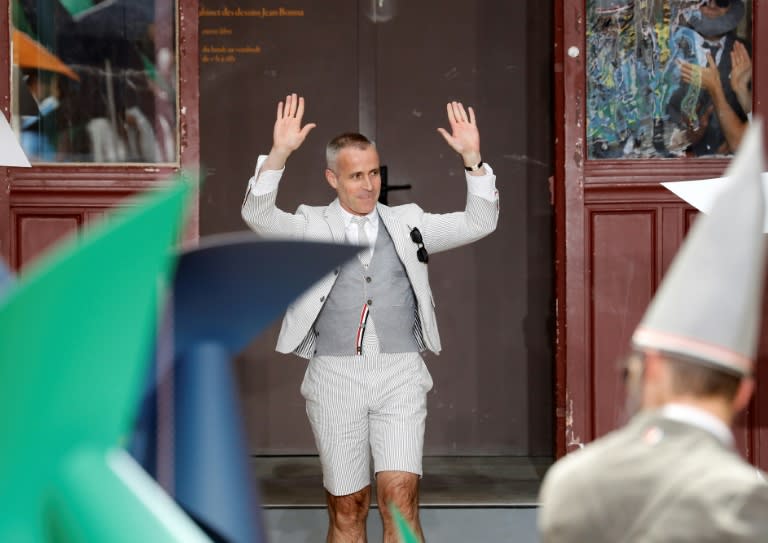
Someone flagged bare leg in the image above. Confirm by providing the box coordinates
[376,471,424,543]
[326,486,371,543]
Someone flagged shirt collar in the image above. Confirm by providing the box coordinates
[702,36,727,56]
[338,205,379,229]
[660,403,734,447]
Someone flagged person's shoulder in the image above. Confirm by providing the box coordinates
[730,32,747,43]
[729,33,751,52]
[669,444,767,509]
[295,203,330,215]
[388,202,424,219]
[547,417,653,477]
[388,202,422,212]
[542,430,624,490]
[697,453,768,491]
[665,458,768,537]
[538,439,619,534]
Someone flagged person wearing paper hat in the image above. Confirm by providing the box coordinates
[538,121,768,543]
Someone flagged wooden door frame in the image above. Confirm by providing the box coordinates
[0,0,200,269]
[554,0,768,463]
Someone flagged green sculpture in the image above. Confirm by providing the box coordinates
[390,505,420,543]
[0,174,210,542]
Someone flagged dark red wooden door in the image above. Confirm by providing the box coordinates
[555,0,768,467]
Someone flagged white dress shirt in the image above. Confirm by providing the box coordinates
[661,403,734,447]
[338,206,378,262]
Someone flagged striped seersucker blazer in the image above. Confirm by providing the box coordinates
[241,173,499,359]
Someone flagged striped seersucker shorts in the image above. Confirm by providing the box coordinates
[300,349,434,496]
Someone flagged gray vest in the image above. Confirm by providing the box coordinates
[313,223,420,355]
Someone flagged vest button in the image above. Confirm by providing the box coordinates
[366,276,372,283]
[320,295,325,302]
[334,269,339,275]
[367,299,373,306]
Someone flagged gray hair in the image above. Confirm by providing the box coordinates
[326,133,375,171]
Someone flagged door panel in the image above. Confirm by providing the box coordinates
[589,209,656,436]
[15,213,81,268]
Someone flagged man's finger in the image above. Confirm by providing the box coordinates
[296,96,306,122]
[468,107,476,125]
[277,101,284,120]
[706,52,716,68]
[446,103,456,125]
[456,102,468,122]
[437,127,453,145]
[299,123,317,139]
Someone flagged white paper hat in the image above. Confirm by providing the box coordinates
[632,121,767,376]
[0,113,30,167]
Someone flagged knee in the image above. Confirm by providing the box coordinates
[330,504,368,529]
[378,474,419,519]
[328,490,370,530]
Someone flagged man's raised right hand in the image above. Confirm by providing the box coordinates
[263,93,316,171]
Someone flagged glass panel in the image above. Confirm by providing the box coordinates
[10,0,178,163]
[586,0,752,159]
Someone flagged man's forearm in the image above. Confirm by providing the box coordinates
[262,147,292,172]
[710,86,747,152]
[734,87,752,115]
[241,155,301,237]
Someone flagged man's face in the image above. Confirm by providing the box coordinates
[325,145,381,216]
[700,0,730,19]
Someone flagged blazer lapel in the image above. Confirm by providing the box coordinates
[377,203,417,272]
[324,199,347,244]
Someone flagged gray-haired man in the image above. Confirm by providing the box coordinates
[242,94,499,542]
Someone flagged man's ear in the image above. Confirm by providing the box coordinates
[640,349,668,409]
[325,168,338,190]
[733,376,755,413]
[644,350,663,383]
